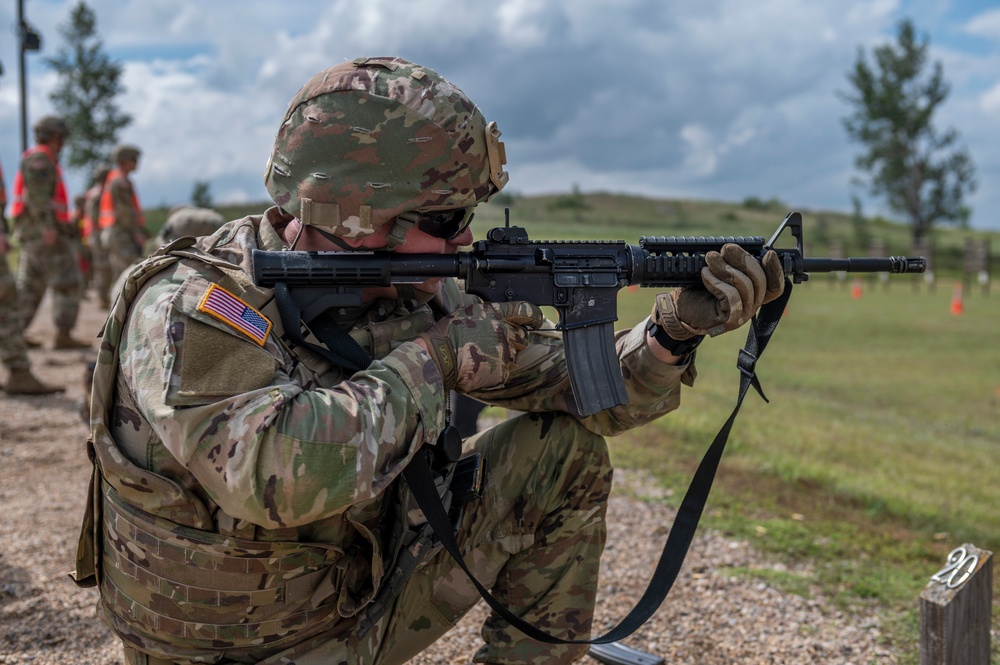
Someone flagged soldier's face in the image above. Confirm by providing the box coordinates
[286,218,474,299]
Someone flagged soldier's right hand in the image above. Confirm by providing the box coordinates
[419,301,544,392]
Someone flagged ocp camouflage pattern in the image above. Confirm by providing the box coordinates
[80,206,695,663]
[264,57,502,238]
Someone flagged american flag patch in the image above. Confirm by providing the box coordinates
[197,284,272,346]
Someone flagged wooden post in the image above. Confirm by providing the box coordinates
[867,238,888,290]
[920,544,993,665]
[912,239,935,293]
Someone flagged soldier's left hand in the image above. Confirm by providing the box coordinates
[653,244,785,340]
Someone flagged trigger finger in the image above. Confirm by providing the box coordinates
[501,301,545,329]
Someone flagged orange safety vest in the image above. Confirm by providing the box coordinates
[98,169,144,229]
[9,145,71,223]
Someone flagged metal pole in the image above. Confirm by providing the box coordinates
[17,0,42,153]
[18,0,28,153]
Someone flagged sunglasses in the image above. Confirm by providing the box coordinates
[414,208,476,240]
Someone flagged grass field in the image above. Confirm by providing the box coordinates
[134,193,1000,661]
[463,194,999,662]
[612,280,999,662]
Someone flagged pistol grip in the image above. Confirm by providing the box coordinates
[563,322,629,416]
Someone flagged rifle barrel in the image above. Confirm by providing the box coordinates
[800,256,926,274]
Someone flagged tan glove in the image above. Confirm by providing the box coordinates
[419,301,544,392]
[653,244,785,341]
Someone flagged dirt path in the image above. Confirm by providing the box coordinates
[0,294,891,664]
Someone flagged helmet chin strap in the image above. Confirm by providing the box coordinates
[384,212,419,250]
[300,224,369,252]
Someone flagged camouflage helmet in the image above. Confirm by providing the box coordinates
[264,56,508,243]
[112,144,141,163]
[158,206,226,243]
[33,115,70,142]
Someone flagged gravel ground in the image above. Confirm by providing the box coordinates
[1,294,892,664]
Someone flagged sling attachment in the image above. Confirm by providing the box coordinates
[356,520,438,638]
[273,281,371,372]
[403,281,794,646]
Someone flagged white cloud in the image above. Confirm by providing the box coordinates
[1,0,998,229]
[965,8,1000,39]
[680,124,719,178]
[495,0,549,48]
[981,81,1000,114]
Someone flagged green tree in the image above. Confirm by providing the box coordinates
[840,19,975,244]
[45,2,131,173]
[191,181,213,208]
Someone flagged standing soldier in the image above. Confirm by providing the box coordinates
[10,115,89,350]
[0,159,62,393]
[98,144,146,286]
[83,162,113,308]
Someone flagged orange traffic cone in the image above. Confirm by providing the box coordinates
[851,278,863,299]
[950,283,964,315]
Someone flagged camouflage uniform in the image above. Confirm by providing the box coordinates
[0,244,27,372]
[0,162,30,372]
[75,208,693,665]
[12,144,84,336]
[85,163,113,307]
[75,58,697,665]
[100,147,146,285]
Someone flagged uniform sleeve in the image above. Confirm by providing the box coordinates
[467,317,694,437]
[120,269,448,529]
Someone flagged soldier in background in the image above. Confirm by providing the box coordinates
[0,158,63,394]
[80,204,228,421]
[106,204,228,308]
[10,116,89,350]
[82,162,113,308]
[98,144,146,286]
[155,205,226,246]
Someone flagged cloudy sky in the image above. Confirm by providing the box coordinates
[2,0,999,231]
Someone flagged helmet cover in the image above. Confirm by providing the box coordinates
[33,115,70,141]
[264,56,508,239]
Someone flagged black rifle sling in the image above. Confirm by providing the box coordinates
[275,274,793,644]
[403,281,794,645]
[273,281,372,372]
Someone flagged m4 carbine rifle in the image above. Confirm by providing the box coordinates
[252,211,925,416]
